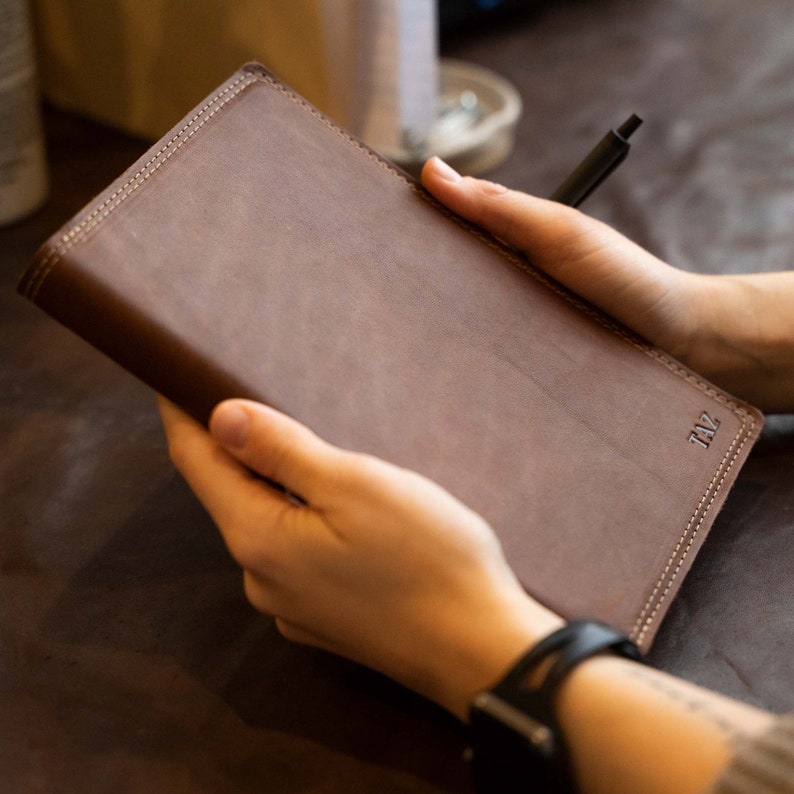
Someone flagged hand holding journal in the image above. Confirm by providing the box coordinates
[18,63,762,650]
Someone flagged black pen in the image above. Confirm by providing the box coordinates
[550,114,642,207]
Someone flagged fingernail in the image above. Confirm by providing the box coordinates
[211,402,251,449]
[431,156,462,183]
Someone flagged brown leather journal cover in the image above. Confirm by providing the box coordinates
[19,63,762,650]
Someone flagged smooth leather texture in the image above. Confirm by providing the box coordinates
[18,63,762,650]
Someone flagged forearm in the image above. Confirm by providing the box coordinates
[689,271,794,413]
[556,654,774,794]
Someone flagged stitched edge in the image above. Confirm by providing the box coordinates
[25,67,760,643]
[22,72,256,301]
[631,414,755,646]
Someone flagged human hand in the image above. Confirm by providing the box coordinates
[422,157,794,413]
[159,397,562,720]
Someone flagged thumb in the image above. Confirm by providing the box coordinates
[422,155,588,259]
[422,156,660,283]
[209,400,339,505]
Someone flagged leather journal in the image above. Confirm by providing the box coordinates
[18,63,763,650]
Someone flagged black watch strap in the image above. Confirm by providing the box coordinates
[469,620,642,794]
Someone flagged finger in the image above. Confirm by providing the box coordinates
[157,394,191,437]
[159,397,308,568]
[158,396,231,483]
[274,617,333,651]
[209,400,342,506]
[242,568,280,616]
[242,571,342,654]
[240,568,336,648]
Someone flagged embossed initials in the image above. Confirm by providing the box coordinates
[688,412,721,449]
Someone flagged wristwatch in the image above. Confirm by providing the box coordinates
[468,620,642,793]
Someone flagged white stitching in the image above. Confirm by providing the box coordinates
[631,414,754,645]
[23,73,254,300]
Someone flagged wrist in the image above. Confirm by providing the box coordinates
[429,594,564,722]
[467,621,643,794]
[688,273,794,412]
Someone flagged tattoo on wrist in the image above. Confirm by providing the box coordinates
[625,667,742,743]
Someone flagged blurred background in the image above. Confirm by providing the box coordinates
[23,0,552,176]
[9,0,794,275]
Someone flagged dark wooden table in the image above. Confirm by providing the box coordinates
[2,1,794,790]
